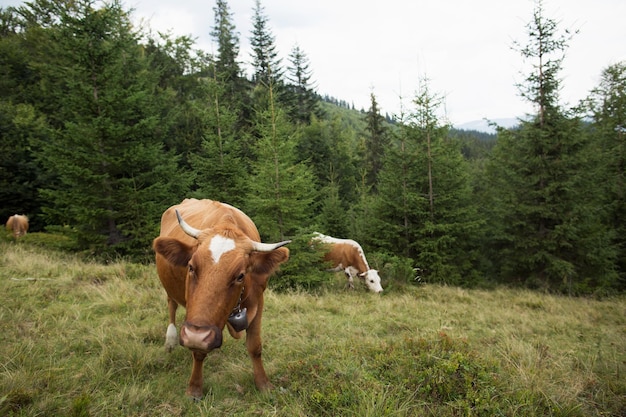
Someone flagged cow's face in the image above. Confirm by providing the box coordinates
[153,212,290,354]
[182,231,251,351]
[359,269,383,293]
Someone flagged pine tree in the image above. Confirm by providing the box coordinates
[285,43,319,124]
[297,114,358,204]
[363,92,389,190]
[246,81,317,242]
[317,168,349,237]
[0,102,47,228]
[0,8,47,225]
[375,79,482,284]
[189,68,249,207]
[249,0,282,88]
[145,33,208,169]
[486,0,616,292]
[585,62,626,289]
[24,0,190,257]
[211,0,246,106]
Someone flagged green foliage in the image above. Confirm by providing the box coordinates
[363,93,390,189]
[367,333,500,413]
[246,93,317,241]
[484,2,618,293]
[317,172,350,237]
[4,1,193,259]
[249,0,282,88]
[584,62,626,290]
[0,102,48,228]
[0,1,624,292]
[375,80,484,285]
[297,114,360,207]
[369,251,417,285]
[285,44,320,124]
[211,0,244,97]
[13,230,78,252]
[188,76,250,207]
[270,231,331,291]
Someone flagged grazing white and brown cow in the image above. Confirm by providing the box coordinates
[153,198,290,399]
[313,232,383,293]
[5,214,29,238]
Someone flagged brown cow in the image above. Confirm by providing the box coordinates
[313,232,383,293]
[152,198,290,399]
[6,214,29,238]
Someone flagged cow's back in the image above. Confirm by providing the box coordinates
[323,242,368,273]
[6,214,28,237]
[159,199,260,241]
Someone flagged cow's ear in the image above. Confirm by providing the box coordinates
[249,247,290,276]
[153,237,195,267]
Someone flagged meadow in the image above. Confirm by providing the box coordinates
[1,241,624,416]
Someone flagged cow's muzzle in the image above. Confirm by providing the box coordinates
[180,322,223,352]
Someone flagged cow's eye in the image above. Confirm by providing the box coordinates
[236,273,245,283]
[188,264,195,274]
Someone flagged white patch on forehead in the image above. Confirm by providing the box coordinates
[209,235,235,263]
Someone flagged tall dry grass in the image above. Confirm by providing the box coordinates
[1,241,624,416]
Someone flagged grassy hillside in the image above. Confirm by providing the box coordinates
[1,242,624,416]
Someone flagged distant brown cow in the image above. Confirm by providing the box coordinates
[6,214,29,238]
[312,232,383,293]
[153,199,290,399]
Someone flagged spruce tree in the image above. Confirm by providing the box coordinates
[0,9,47,225]
[246,81,317,242]
[23,0,189,257]
[585,62,626,290]
[211,0,248,116]
[189,68,249,207]
[317,168,349,237]
[249,0,282,88]
[297,114,358,205]
[486,0,616,292]
[375,79,482,284]
[363,92,389,190]
[285,43,319,124]
[0,102,47,228]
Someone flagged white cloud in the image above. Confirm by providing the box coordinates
[5,0,624,125]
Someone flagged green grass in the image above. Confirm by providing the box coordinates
[1,242,624,416]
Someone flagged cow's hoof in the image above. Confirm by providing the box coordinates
[186,387,203,401]
[165,324,178,352]
[256,380,274,392]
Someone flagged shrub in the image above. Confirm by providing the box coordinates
[270,231,332,292]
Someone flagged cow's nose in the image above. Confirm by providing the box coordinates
[180,322,223,352]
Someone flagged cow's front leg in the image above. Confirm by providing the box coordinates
[186,351,207,399]
[246,316,272,391]
[344,269,355,289]
[165,297,179,352]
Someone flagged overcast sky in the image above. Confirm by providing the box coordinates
[4,0,625,125]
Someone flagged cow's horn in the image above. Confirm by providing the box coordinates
[175,209,201,239]
[251,240,291,252]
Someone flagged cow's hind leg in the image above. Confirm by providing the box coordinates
[165,297,179,352]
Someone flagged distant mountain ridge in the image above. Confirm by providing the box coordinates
[455,118,519,134]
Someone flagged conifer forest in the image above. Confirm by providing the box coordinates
[1,0,624,295]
